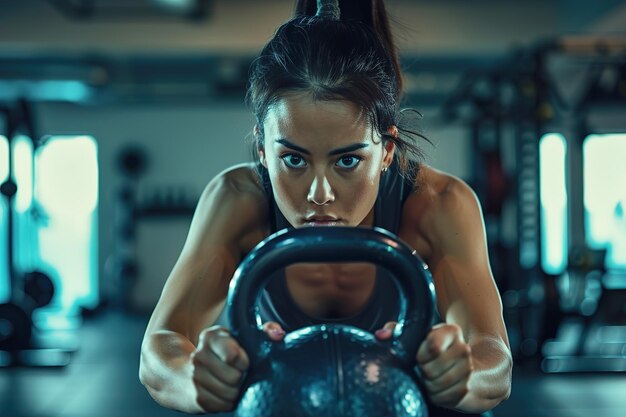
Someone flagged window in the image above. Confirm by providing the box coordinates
[539,133,568,275]
[0,136,8,302]
[36,136,99,312]
[0,135,99,315]
[584,134,626,271]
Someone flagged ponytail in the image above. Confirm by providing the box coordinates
[294,0,403,96]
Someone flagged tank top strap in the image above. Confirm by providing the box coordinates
[257,163,291,232]
[373,159,417,233]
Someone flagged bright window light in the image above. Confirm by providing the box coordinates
[13,135,33,213]
[36,136,99,311]
[37,137,99,215]
[584,134,626,270]
[539,133,568,275]
[0,135,8,183]
[0,136,8,302]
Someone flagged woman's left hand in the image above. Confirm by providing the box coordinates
[375,322,474,409]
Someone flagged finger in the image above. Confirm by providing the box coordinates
[195,384,236,413]
[420,341,472,381]
[422,351,473,395]
[417,324,461,364]
[374,321,397,340]
[191,349,243,387]
[428,374,471,408]
[262,321,286,341]
[199,327,250,372]
[192,364,240,402]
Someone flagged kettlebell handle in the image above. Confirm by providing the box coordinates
[227,226,436,365]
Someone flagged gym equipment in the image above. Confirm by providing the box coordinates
[227,226,435,417]
[109,145,145,309]
[441,36,626,371]
[23,270,56,309]
[109,144,199,311]
[0,99,74,367]
[0,301,35,351]
[0,270,55,351]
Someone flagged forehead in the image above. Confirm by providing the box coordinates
[263,94,373,144]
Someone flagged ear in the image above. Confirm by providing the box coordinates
[258,148,267,168]
[382,137,396,169]
[254,124,268,168]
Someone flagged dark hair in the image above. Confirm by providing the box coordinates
[246,0,428,176]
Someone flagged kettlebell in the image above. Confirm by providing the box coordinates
[227,226,436,417]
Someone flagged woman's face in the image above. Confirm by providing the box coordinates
[258,93,395,228]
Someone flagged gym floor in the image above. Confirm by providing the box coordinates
[1,311,625,417]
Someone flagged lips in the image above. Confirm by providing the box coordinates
[303,215,340,226]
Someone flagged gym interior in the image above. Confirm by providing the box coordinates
[1,1,625,416]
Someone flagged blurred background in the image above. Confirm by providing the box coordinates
[0,0,625,416]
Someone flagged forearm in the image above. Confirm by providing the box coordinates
[456,334,513,413]
[139,330,202,414]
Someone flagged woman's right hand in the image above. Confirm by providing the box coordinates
[190,323,286,413]
[190,326,250,413]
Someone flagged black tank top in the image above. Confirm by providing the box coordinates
[255,159,416,332]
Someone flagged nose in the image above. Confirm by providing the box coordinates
[307,174,335,206]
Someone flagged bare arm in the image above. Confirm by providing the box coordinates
[139,166,268,413]
[418,177,512,413]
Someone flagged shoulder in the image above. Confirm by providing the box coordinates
[184,163,270,258]
[199,162,266,207]
[404,165,485,259]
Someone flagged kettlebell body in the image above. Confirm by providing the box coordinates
[237,324,427,417]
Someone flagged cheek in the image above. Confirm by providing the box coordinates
[273,174,298,203]
[269,168,304,216]
[345,169,379,211]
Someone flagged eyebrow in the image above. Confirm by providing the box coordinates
[275,138,370,156]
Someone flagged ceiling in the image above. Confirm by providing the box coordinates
[0,0,623,55]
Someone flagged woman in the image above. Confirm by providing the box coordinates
[139,1,512,416]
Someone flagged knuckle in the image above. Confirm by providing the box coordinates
[196,391,233,413]
[423,379,435,394]
[196,394,212,412]
[227,370,243,385]
[191,352,204,367]
[440,372,454,388]
[449,323,462,332]
[421,365,436,381]
[226,350,244,368]
[200,325,223,341]
[454,343,470,359]
[218,366,241,386]
[199,334,217,351]
[225,388,241,402]
[427,339,440,355]
[225,387,241,401]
